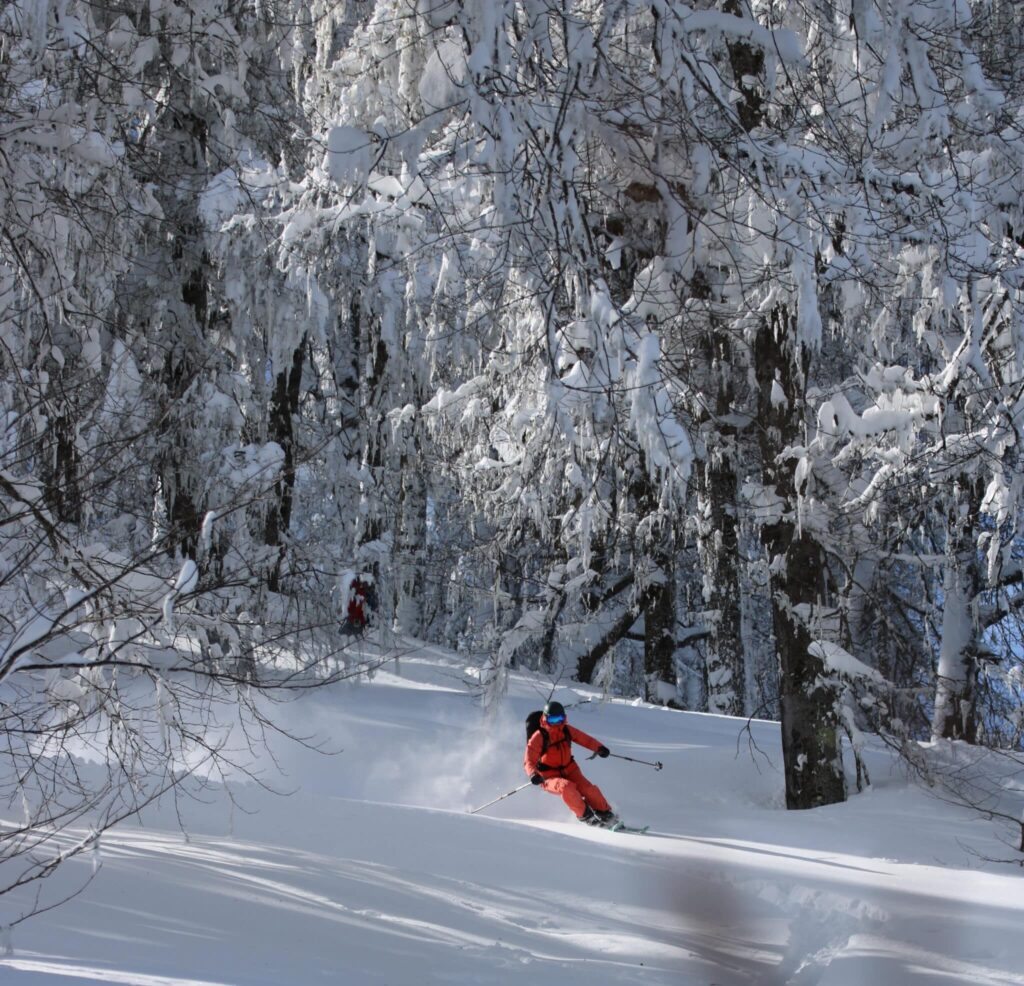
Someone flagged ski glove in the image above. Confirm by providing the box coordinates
[530,773,544,785]
[597,746,610,758]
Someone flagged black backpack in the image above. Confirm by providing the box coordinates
[525,710,544,743]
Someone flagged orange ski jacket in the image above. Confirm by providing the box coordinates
[524,721,603,776]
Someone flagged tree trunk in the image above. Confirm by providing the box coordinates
[395,414,427,636]
[43,406,81,525]
[162,342,203,559]
[931,480,983,742]
[697,457,745,716]
[265,338,305,591]
[624,457,678,702]
[754,311,845,810]
[644,554,677,704]
[695,323,746,717]
[155,93,214,561]
[355,303,390,564]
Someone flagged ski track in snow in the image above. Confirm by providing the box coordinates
[1,640,1022,985]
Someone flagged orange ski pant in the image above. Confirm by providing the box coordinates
[539,763,611,818]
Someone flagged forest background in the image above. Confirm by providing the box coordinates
[2,0,1024,903]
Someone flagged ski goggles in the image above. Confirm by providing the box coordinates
[544,713,566,725]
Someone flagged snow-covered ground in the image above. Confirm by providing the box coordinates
[2,640,1023,985]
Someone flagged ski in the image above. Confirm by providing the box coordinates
[608,821,649,834]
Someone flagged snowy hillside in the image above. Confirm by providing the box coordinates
[1,640,1022,986]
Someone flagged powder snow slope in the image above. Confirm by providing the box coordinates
[1,640,1022,985]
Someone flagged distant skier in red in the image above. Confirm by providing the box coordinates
[347,584,367,629]
[343,574,377,635]
[524,701,617,827]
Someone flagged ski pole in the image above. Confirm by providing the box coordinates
[589,750,663,770]
[468,781,532,815]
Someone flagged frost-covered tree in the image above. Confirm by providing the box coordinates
[0,0,386,909]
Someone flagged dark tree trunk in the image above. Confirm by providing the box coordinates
[628,461,678,703]
[359,325,390,545]
[695,319,746,717]
[265,337,306,591]
[754,311,845,810]
[162,340,203,559]
[697,452,745,715]
[395,415,427,636]
[153,88,212,561]
[43,406,81,525]
[644,555,677,703]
